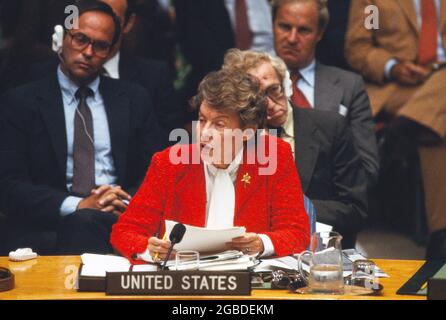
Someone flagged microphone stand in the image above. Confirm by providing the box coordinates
[161,244,176,271]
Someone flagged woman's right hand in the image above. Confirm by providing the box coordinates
[148,237,174,262]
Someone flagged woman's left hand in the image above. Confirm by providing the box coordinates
[228,233,264,255]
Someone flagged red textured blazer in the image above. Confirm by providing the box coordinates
[111,135,310,264]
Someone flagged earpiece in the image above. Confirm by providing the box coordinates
[52,25,64,54]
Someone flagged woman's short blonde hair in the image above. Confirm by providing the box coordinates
[190,69,268,129]
[223,49,288,84]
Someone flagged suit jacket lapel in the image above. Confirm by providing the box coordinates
[100,77,130,185]
[293,108,319,194]
[398,0,419,34]
[314,63,343,112]
[37,75,68,184]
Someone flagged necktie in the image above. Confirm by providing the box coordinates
[235,0,253,50]
[207,169,235,229]
[290,71,311,109]
[72,86,96,197]
[418,0,438,65]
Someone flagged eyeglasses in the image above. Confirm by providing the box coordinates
[252,270,306,291]
[271,270,306,291]
[264,83,285,104]
[67,31,112,58]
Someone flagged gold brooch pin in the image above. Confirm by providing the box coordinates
[241,173,251,188]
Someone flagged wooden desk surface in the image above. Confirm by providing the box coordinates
[0,256,426,300]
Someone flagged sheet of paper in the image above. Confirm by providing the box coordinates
[253,250,390,279]
[254,256,298,272]
[165,220,246,252]
[80,264,130,277]
[316,222,333,233]
[199,259,255,271]
[81,253,130,267]
[80,254,131,277]
[132,265,158,272]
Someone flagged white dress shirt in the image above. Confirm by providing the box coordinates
[102,52,120,79]
[280,101,296,159]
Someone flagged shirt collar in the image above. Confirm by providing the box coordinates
[282,101,295,139]
[103,51,120,79]
[298,59,316,88]
[57,65,100,105]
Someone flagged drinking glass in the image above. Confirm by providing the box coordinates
[351,259,378,289]
[175,251,200,271]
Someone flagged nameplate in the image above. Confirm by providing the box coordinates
[106,271,251,296]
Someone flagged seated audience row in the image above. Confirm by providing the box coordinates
[0,0,403,258]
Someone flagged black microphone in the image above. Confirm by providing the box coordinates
[161,223,186,270]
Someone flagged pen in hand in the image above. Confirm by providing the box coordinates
[153,233,167,262]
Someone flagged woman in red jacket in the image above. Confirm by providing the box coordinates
[110,69,309,264]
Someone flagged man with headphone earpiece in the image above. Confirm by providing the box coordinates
[46,0,186,133]
[0,0,166,256]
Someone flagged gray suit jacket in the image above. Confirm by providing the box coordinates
[314,62,379,188]
[292,107,367,247]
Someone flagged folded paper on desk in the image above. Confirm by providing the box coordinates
[316,222,333,233]
[165,250,256,271]
[165,220,246,252]
[198,257,255,271]
[80,254,130,277]
[80,254,157,277]
[80,251,253,276]
[255,256,298,272]
[254,249,389,278]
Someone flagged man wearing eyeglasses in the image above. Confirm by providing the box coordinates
[27,0,185,133]
[0,1,165,255]
[223,49,367,249]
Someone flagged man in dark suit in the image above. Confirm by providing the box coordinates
[0,1,165,255]
[272,0,379,191]
[223,49,367,248]
[27,0,185,132]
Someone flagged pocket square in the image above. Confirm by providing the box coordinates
[339,105,348,117]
